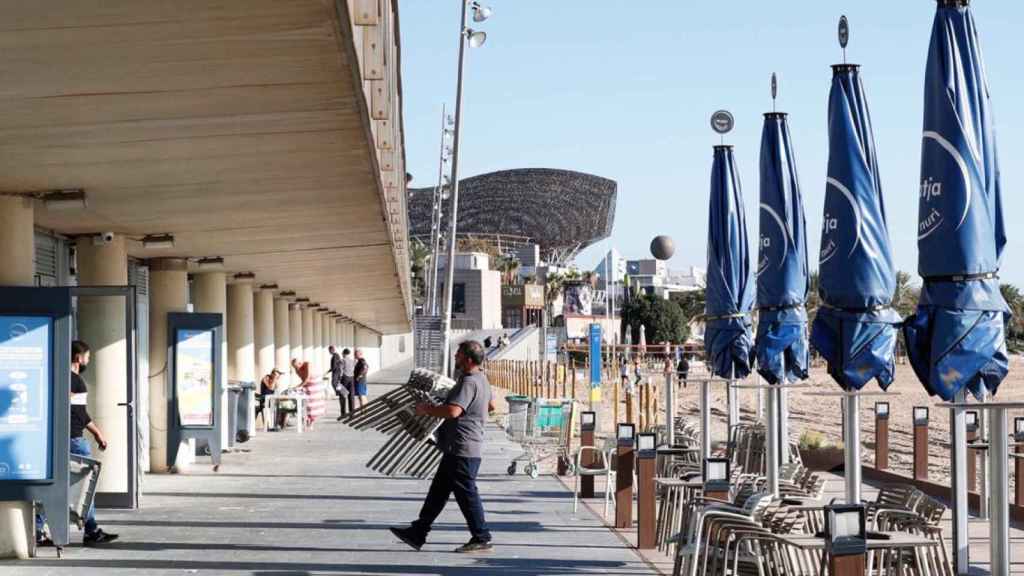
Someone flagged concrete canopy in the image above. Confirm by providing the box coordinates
[0,0,411,334]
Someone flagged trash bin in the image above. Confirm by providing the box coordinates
[235,381,255,443]
[226,384,241,448]
[506,395,533,440]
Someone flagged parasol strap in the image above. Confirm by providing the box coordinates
[821,302,893,314]
[923,271,998,283]
[704,312,748,321]
[756,303,805,313]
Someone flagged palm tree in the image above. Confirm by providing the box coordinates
[408,239,431,306]
[805,271,821,321]
[1000,283,1024,341]
[893,270,919,318]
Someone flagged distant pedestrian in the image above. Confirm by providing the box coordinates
[36,340,119,547]
[677,351,690,388]
[326,346,348,420]
[390,340,495,553]
[483,336,493,349]
[292,359,326,429]
[353,349,369,410]
[341,348,356,412]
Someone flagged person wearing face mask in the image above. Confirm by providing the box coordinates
[36,340,119,547]
[390,340,495,554]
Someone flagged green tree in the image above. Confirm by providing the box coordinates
[893,270,920,318]
[408,238,431,306]
[669,289,706,324]
[1001,283,1024,344]
[621,293,689,345]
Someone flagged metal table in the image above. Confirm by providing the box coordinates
[265,394,306,434]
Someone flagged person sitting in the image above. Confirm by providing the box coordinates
[257,368,283,430]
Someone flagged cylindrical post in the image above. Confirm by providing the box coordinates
[193,270,229,448]
[439,0,472,377]
[980,393,990,519]
[951,391,970,574]
[967,411,979,493]
[780,387,791,463]
[766,380,779,498]
[701,379,711,460]
[843,393,861,504]
[913,406,929,481]
[990,407,1009,576]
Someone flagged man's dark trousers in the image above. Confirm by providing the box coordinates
[411,453,491,542]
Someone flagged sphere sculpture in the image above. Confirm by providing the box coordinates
[650,235,675,261]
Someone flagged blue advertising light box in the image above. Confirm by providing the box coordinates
[0,316,53,481]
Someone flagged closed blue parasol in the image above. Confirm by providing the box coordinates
[755,113,809,385]
[705,145,754,380]
[903,0,1009,403]
[810,65,901,391]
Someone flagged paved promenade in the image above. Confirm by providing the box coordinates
[7,373,656,576]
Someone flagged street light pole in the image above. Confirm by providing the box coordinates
[440,0,488,376]
[426,104,450,315]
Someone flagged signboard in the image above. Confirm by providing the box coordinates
[545,333,559,362]
[589,323,602,403]
[175,328,216,428]
[564,282,593,316]
[0,316,52,481]
[501,284,544,308]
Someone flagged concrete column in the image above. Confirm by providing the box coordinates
[329,316,338,349]
[312,310,323,377]
[320,311,331,371]
[74,235,130,497]
[0,196,34,559]
[273,296,291,374]
[356,326,383,375]
[302,306,314,370]
[254,287,276,381]
[0,196,34,283]
[192,271,229,448]
[227,277,255,384]
[288,303,303,386]
[147,259,189,473]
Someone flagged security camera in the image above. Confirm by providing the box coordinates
[93,232,115,245]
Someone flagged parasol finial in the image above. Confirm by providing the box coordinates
[838,15,849,64]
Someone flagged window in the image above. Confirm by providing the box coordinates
[453,283,466,314]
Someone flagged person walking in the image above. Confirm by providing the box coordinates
[676,349,690,389]
[390,340,495,553]
[353,349,369,410]
[326,345,348,420]
[36,340,119,547]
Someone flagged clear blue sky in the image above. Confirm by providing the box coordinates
[398,1,1024,286]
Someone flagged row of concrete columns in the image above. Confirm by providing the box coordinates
[0,196,369,557]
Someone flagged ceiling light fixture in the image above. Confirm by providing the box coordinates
[42,189,87,211]
[142,234,175,250]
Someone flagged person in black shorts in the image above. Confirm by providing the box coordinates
[36,340,119,546]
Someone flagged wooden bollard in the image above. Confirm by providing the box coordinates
[1015,417,1024,507]
[875,402,889,470]
[913,407,929,481]
[615,423,636,529]
[579,411,596,498]
[636,433,657,549]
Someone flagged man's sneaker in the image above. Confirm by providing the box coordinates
[83,530,119,546]
[389,527,424,551]
[454,539,493,554]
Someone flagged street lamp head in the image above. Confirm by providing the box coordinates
[466,29,487,48]
[471,3,493,22]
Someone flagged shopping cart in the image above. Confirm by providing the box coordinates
[504,395,575,479]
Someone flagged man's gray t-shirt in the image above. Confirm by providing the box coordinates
[438,370,491,458]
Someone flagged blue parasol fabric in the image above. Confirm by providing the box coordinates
[903,0,1009,402]
[810,64,901,391]
[755,113,810,385]
[705,145,754,379]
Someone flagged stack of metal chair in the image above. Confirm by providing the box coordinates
[341,368,455,478]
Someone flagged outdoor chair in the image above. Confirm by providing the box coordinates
[863,483,919,526]
[572,445,614,519]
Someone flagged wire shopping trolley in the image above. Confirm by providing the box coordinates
[503,395,575,479]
